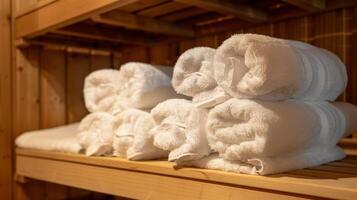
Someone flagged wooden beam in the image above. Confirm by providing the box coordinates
[92,10,195,37]
[16,35,122,54]
[52,24,154,46]
[175,0,267,23]
[15,0,141,39]
[282,0,326,11]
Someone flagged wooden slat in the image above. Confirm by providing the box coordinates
[175,0,267,23]
[14,47,46,200]
[17,36,121,54]
[0,0,12,198]
[16,0,58,17]
[40,49,66,128]
[118,46,149,66]
[92,10,195,37]
[52,23,153,46]
[66,52,90,123]
[15,0,141,38]
[17,153,321,200]
[118,0,169,12]
[16,149,357,200]
[282,0,326,12]
[159,7,209,22]
[137,1,190,17]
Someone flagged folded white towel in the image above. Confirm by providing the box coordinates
[202,99,357,174]
[172,47,230,108]
[214,34,347,101]
[15,123,81,153]
[118,62,179,109]
[207,99,355,162]
[84,69,124,115]
[184,146,345,175]
[150,99,210,163]
[77,112,115,156]
[112,109,168,160]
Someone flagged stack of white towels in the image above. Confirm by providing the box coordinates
[16,34,357,175]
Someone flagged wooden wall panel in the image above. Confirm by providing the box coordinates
[0,0,13,199]
[40,48,68,200]
[67,52,90,123]
[14,47,46,200]
[273,17,310,42]
[14,47,115,200]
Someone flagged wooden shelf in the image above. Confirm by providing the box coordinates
[15,0,357,49]
[16,148,357,200]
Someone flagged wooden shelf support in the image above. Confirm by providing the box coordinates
[175,0,267,23]
[282,0,326,11]
[92,10,195,37]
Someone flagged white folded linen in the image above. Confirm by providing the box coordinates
[214,34,347,101]
[184,146,345,175]
[15,123,81,153]
[149,99,210,163]
[77,112,115,156]
[207,99,356,162]
[172,47,230,108]
[118,62,179,109]
[84,69,124,115]
[112,109,168,160]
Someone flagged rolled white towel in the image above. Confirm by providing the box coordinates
[150,99,210,163]
[184,146,345,175]
[112,109,168,160]
[118,62,179,109]
[207,99,356,162]
[77,112,115,156]
[84,69,124,115]
[172,47,230,108]
[214,34,347,101]
[15,123,81,153]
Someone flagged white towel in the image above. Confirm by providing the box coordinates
[118,62,179,109]
[184,146,345,175]
[84,69,124,115]
[15,123,81,153]
[172,47,230,108]
[214,34,347,101]
[150,99,210,163]
[202,99,357,174]
[112,109,168,160]
[77,112,115,156]
[207,99,352,161]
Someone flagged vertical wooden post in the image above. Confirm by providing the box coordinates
[0,0,13,199]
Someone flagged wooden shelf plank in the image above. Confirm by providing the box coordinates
[15,0,141,39]
[16,148,357,200]
[92,10,195,37]
[175,0,267,23]
[52,24,154,46]
[282,0,326,11]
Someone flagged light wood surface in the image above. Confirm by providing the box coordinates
[15,0,141,38]
[16,148,357,200]
[15,0,58,17]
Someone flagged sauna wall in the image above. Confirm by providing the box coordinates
[0,0,12,199]
[12,4,357,200]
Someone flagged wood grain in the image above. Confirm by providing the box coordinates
[0,0,12,199]
[16,149,357,200]
[66,52,90,123]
